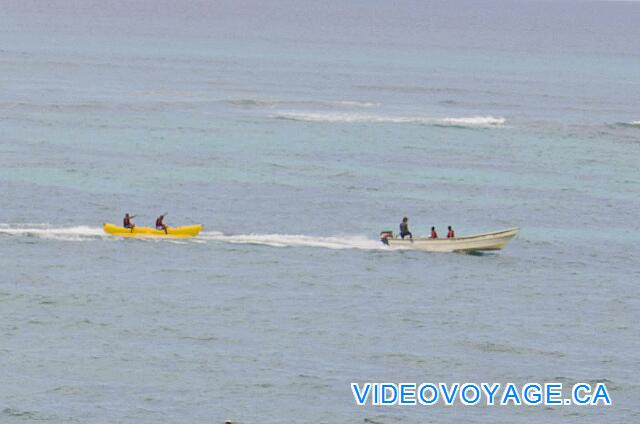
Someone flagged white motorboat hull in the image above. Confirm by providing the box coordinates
[382,228,519,252]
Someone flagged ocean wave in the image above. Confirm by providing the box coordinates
[225,99,277,108]
[0,101,114,113]
[614,120,640,128]
[335,100,380,108]
[354,84,502,96]
[274,111,422,123]
[354,84,468,94]
[433,116,506,127]
[226,99,379,109]
[274,112,506,128]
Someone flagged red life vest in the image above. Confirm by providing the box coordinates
[123,216,131,227]
[447,230,455,238]
[431,229,438,238]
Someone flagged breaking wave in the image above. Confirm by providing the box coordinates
[614,120,640,128]
[432,116,506,127]
[273,112,506,128]
[336,101,380,108]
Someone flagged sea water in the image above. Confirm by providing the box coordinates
[0,0,639,422]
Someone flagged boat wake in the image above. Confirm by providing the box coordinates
[0,224,396,250]
[198,231,391,250]
[273,112,506,128]
[0,224,106,241]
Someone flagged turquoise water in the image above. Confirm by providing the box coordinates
[1,1,639,422]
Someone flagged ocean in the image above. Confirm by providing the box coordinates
[0,0,639,422]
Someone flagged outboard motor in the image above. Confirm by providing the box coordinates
[380,230,393,245]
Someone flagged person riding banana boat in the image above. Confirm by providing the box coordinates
[123,213,136,231]
[104,212,202,238]
[155,214,168,234]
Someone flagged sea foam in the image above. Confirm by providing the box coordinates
[198,231,392,250]
[274,112,506,128]
[0,224,106,241]
[0,225,400,250]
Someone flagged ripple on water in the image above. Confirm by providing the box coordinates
[474,341,566,358]
[2,408,55,420]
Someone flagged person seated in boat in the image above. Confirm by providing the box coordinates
[123,213,135,230]
[447,226,455,238]
[430,226,438,238]
[399,217,412,239]
[155,214,168,234]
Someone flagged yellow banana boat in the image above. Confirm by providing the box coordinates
[103,223,203,238]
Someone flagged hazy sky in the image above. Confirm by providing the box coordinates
[3,0,638,57]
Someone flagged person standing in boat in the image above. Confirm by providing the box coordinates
[155,214,168,234]
[430,226,438,238]
[399,217,412,239]
[123,213,135,231]
[447,226,455,238]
